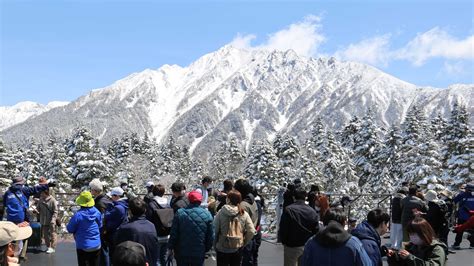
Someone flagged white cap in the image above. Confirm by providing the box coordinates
[425,190,438,202]
[146,181,154,188]
[110,187,124,197]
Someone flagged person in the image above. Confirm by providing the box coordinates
[0,221,32,266]
[169,182,188,213]
[347,218,358,234]
[146,184,172,266]
[104,187,129,257]
[252,187,265,265]
[453,210,474,245]
[112,241,148,266]
[233,179,258,266]
[115,198,158,266]
[216,179,233,213]
[3,176,54,259]
[214,190,256,266]
[37,189,58,254]
[195,176,213,208]
[67,191,102,266]
[386,217,446,266]
[351,209,390,266]
[314,194,329,220]
[282,183,296,210]
[301,210,372,266]
[307,185,320,209]
[424,190,449,245]
[168,190,214,266]
[452,183,474,249]
[390,187,407,250]
[89,178,112,266]
[143,181,155,204]
[401,186,427,241]
[279,188,319,266]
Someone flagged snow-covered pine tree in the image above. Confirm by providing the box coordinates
[273,134,300,180]
[0,139,16,187]
[339,116,361,149]
[352,109,382,186]
[227,136,245,179]
[208,141,228,184]
[443,102,473,185]
[430,112,447,142]
[244,140,280,194]
[17,139,45,186]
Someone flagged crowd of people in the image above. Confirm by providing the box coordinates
[0,174,473,266]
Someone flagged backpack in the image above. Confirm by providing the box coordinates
[151,200,174,236]
[223,215,244,249]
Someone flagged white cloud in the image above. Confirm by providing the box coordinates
[334,34,392,66]
[230,15,325,57]
[396,27,474,66]
[442,61,467,77]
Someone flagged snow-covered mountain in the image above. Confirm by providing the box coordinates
[0,101,69,131]
[1,46,472,159]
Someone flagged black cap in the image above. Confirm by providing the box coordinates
[112,241,147,266]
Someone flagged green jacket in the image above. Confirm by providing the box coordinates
[405,240,446,266]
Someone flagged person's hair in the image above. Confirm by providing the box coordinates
[286,183,295,191]
[310,184,320,192]
[294,188,307,200]
[416,192,425,200]
[322,210,347,226]
[171,182,185,193]
[408,185,418,196]
[129,198,147,217]
[223,179,233,192]
[89,178,103,193]
[202,176,212,184]
[112,241,146,266]
[152,184,165,197]
[227,190,244,215]
[367,209,390,228]
[234,179,252,197]
[317,195,330,218]
[407,217,435,245]
[0,244,8,266]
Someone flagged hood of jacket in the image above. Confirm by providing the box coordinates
[315,221,351,248]
[351,221,381,245]
[243,193,255,205]
[221,204,239,217]
[80,207,100,222]
[153,196,169,208]
[113,198,129,209]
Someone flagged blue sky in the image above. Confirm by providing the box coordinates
[1,0,473,106]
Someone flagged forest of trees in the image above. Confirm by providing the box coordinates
[0,102,472,223]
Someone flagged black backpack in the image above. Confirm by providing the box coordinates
[150,199,174,236]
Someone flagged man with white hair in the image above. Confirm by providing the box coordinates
[89,178,112,266]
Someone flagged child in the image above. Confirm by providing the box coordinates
[38,189,58,253]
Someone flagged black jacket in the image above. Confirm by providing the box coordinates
[391,193,405,224]
[425,201,448,236]
[94,193,112,214]
[170,195,189,213]
[279,200,319,247]
[115,215,159,266]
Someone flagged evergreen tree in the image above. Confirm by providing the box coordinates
[227,136,245,178]
[340,116,361,149]
[244,141,280,194]
[0,139,16,187]
[273,134,300,179]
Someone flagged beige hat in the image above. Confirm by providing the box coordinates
[0,221,33,247]
[425,190,438,202]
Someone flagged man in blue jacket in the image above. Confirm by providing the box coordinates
[3,176,53,224]
[104,187,129,257]
[351,208,390,266]
[302,210,372,266]
[115,197,158,266]
[453,183,474,249]
[168,190,214,266]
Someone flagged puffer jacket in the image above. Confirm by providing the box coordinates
[214,204,256,253]
[401,195,427,226]
[351,221,382,266]
[67,206,102,250]
[168,203,214,259]
[3,183,49,223]
[104,199,129,239]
